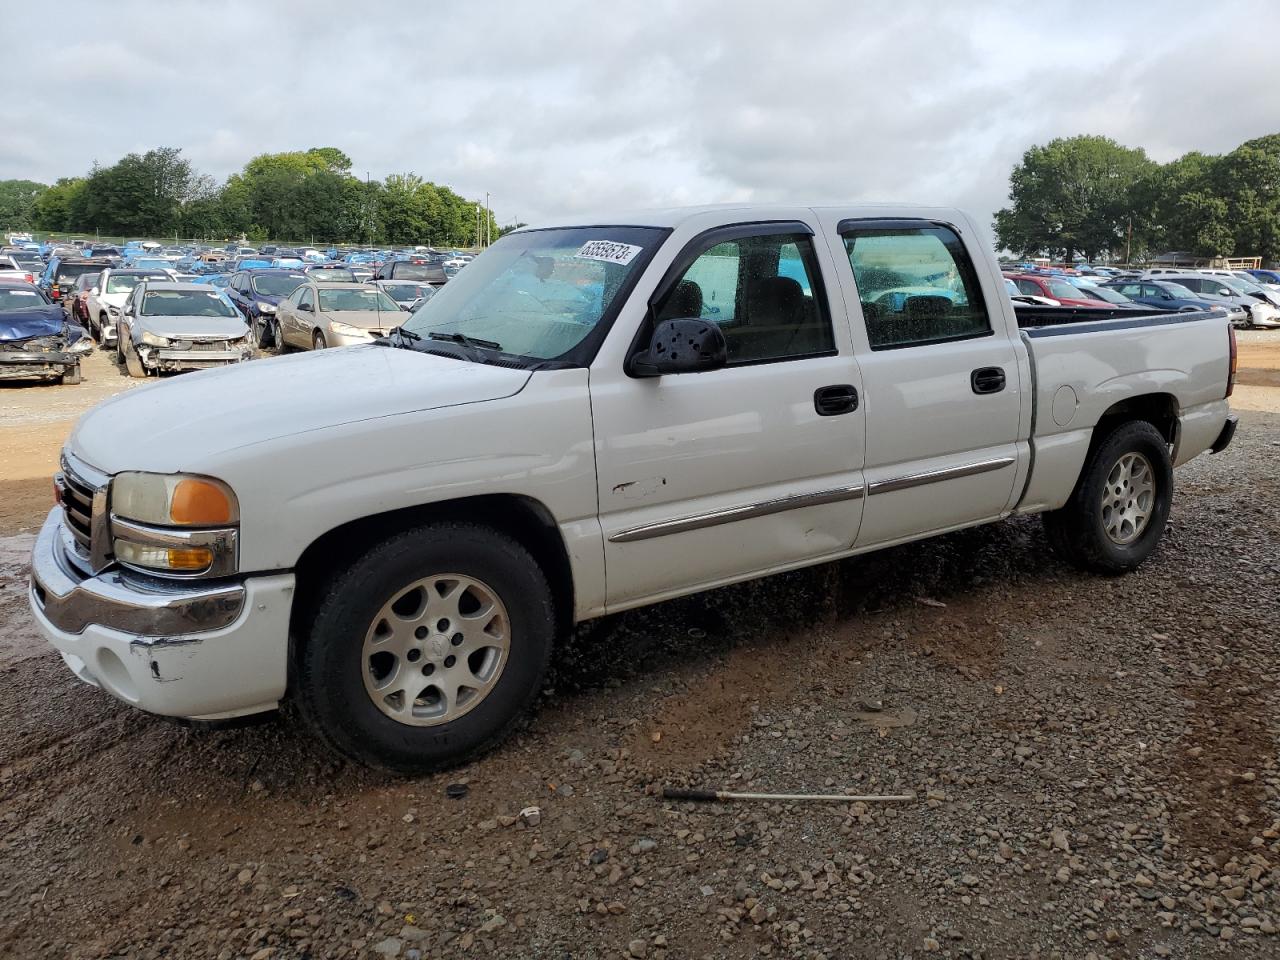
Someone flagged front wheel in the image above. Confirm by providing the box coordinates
[1043,420,1173,575]
[296,523,556,773]
[123,337,147,379]
[312,329,327,351]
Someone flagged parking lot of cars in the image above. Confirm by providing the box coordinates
[0,234,469,385]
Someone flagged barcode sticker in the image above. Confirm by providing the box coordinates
[575,240,642,265]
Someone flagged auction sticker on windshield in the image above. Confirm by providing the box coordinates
[575,240,642,265]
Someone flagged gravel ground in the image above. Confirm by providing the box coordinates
[0,341,1277,959]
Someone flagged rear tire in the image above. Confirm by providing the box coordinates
[296,523,556,773]
[1042,420,1172,575]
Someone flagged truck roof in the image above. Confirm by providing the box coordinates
[526,202,964,231]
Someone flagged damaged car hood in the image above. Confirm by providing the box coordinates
[68,344,533,473]
[0,305,65,342]
[132,313,249,341]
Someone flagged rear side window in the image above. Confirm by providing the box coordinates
[842,222,991,350]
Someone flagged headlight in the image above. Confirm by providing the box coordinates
[69,336,93,354]
[329,321,373,338]
[139,331,170,347]
[109,473,239,577]
[256,301,276,313]
[112,472,238,526]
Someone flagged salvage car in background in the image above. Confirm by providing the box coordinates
[224,269,308,345]
[85,268,173,347]
[373,279,436,310]
[116,281,253,377]
[0,280,92,384]
[271,281,402,350]
[1105,280,1236,317]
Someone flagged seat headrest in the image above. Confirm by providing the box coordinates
[749,276,804,324]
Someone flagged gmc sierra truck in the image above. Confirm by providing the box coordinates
[29,205,1238,772]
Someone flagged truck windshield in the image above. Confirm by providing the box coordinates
[401,226,666,362]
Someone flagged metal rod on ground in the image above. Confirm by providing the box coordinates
[663,788,914,803]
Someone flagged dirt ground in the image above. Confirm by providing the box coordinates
[0,334,1278,959]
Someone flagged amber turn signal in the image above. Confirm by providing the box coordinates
[170,478,234,525]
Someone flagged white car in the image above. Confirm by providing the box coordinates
[29,203,1236,773]
[85,268,172,346]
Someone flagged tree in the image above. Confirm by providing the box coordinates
[0,179,48,229]
[32,178,86,232]
[994,136,1156,261]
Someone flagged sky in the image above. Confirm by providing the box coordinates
[4,0,1280,244]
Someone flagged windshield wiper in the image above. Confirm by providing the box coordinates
[427,331,502,351]
[374,325,422,349]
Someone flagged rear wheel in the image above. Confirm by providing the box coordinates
[296,523,556,773]
[1042,420,1172,575]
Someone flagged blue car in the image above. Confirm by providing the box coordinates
[1247,269,1280,286]
[224,268,309,344]
[1103,279,1224,313]
[191,273,232,290]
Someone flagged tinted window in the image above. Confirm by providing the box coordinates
[1015,278,1041,296]
[252,273,307,296]
[656,231,833,365]
[140,290,238,318]
[843,224,991,349]
[0,287,45,310]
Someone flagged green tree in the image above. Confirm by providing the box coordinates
[32,177,86,232]
[0,179,48,230]
[994,135,1157,261]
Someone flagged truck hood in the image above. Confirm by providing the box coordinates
[0,305,66,342]
[69,344,533,474]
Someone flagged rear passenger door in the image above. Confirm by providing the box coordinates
[834,219,1022,547]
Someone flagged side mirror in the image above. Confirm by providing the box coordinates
[298,303,312,313]
[90,287,100,295]
[631,317,727,377]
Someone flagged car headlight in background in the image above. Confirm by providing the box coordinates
[256,301,276,313]
[109,472,239,576]
[329,321,374,338]
[138,331,171,347]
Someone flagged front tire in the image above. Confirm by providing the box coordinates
[1043,420,1173,575]
[296,523,556,773]
[312,330,327,351]
[123,338,147,379]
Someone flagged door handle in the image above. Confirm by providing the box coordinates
[814,384,859,416]
[970,367,1006,395]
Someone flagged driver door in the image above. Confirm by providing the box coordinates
[589,221,867,608]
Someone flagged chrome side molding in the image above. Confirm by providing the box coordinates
[609,484,865,543]
[866,456,1016,496]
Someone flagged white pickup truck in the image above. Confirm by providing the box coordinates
[29,205,1238,772]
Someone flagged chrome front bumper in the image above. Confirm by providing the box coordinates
[28,509,295,720]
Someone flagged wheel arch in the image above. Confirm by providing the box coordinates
[288,493,576,667]
[1090,392,1180,452]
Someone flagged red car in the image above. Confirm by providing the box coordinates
[1008,274,1104,307]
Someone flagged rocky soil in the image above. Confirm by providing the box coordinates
[0,340,1277,959]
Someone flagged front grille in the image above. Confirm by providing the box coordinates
[60,469,96,553]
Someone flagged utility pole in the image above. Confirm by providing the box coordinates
[1125,217,1132,267]
[484,192,491,248]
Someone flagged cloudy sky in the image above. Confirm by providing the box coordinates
[4,0,1280,241]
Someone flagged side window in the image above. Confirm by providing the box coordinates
[298,288,313,310]
[1015,278,1041,296]
[843,223,992,350]
[653,232,834,365]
